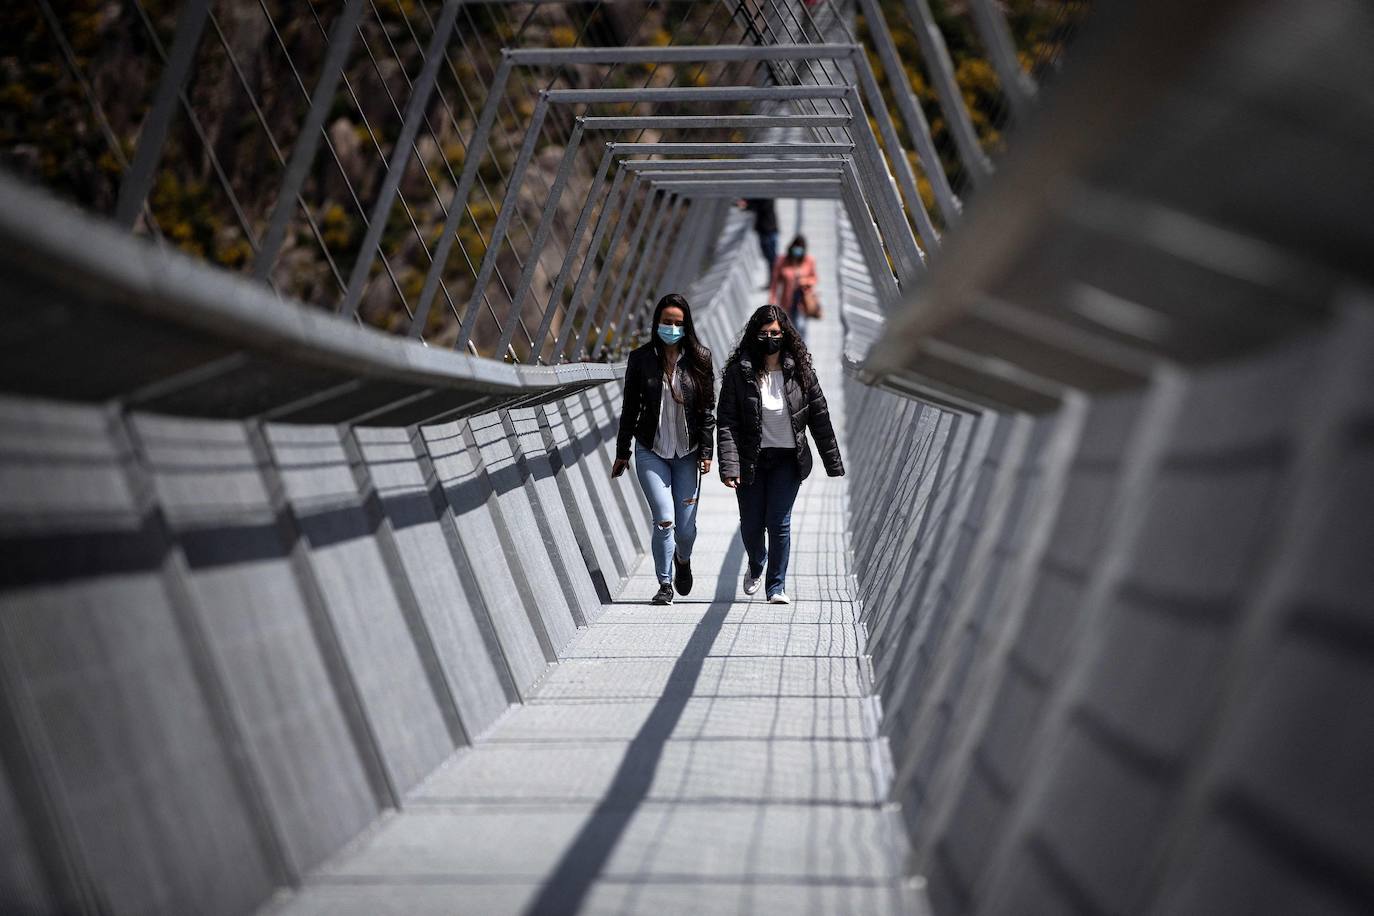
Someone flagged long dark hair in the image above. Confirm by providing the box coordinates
[784,234,808,264]
[650,293,713,402]
[724,303,813,381]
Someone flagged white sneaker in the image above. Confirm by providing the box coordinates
[743,568,763,596]
[768,592,790,605]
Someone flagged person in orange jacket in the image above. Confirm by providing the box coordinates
[769,234,818,339]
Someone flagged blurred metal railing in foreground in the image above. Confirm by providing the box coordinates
[4,2,1374,915]
[859,0,1373,414]
[833,3,1374,915]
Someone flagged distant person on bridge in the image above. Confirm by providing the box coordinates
[717,304,844,604]
[612,293,716,606]
[738,198,779,290]
[770,234,820,340]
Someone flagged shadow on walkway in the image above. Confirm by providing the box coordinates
[523,535,746,915]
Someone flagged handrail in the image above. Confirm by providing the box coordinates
[0,175,622,426]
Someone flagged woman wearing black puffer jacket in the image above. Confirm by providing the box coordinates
[717,304,843,603]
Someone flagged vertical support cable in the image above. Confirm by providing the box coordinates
[628,193,684,322]
[844,87,925,286]
[839,158,902,307]
[849,54,942,253]
[598,192,676,359]
[659,200,699,298]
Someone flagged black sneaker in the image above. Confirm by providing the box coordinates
[674,555,693,595]
[651,583,674,605]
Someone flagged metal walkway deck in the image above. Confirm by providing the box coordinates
[266,203,913,916]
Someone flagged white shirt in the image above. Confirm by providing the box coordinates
[760,369,794,449]
[652,364,693,458]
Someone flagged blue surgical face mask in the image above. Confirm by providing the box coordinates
[790,246,804,258]
[657,324,684,345]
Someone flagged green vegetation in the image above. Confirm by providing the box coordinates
[859,0,1092,203]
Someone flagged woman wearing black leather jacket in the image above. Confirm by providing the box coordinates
[612,293,716,605]
[717,304,843,603]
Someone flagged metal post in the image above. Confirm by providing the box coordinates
[855,0,961,224]
[902,0,995,186]
[529,143,615,362]
[844,86,926,285]
[604,141,855,156]
[967,0,1037,124]
[592,186,665,360]
[633,168,846,181]
[407,55,514,337]
[665,200,709,301]
[504,42,863,67]
[114,0,212,228]
[609,194,677,356]
[633,194,684,315]
[621,156,850,171]
[338,0,462,319]
[546,84,851,106]
[607,194,681,360]
[659,200,698,298]
[641,180,845,197]
[581,113,852,131]
[568,178,648,361]
[452,89,551,350]
[253,0,368,282]
[552,165,632,361]
[494,119,586,357]
[849,47,944,250]
[839,158,903,308]
[648,199,687,302]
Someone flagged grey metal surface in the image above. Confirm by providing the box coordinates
[465,410,581,652]
[133,412,384,877]
[4,3,1372,914]
[266,202,914,916]
[352,425,516,736]
[0,401,284,916]
[840,188,1374,916]
[0,176,623,425]
[263,423,457,798]
[863,0,1374,409]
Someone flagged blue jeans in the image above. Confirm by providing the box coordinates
[736,449,802,598]
[634,443,700,584]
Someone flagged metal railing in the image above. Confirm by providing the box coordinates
[3,0,1066,403]
[8,4,1373,915]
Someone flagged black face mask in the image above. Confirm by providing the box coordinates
[758,336,783,356]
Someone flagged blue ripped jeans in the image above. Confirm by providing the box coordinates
[634,442,700,584]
